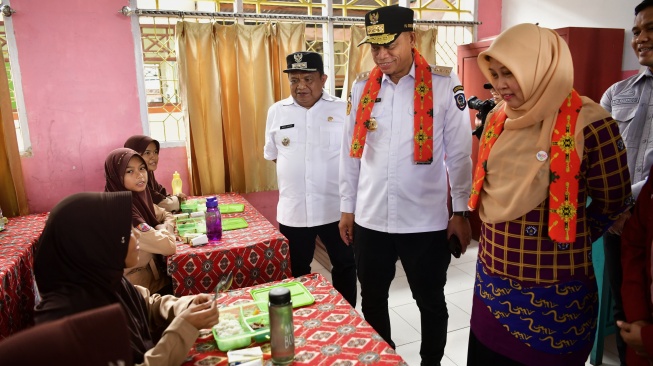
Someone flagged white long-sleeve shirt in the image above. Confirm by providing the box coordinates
[264,93,346,227]
[340,63,472,233]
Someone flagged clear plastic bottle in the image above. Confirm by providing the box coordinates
[269,287,295,364]
[171,171,183,196]
[205,196,222,242]
[0,206,4,231]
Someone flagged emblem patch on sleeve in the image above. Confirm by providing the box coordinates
[453,85,464,93]
[455,93,467,111]
[137,223,151,232]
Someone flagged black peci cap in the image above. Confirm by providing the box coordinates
[283,51,324,74]
[358,5,415,47]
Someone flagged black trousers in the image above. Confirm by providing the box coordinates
[603,232,626,365]
[279,222,357,307]
[354,224,451,366]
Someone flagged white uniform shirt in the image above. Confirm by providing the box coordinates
[340,63,472,233]
[264,92,346,227]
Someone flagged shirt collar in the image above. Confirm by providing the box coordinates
[283,91,335,107]
[281,96,295,106]
[634,68,653,84]
[381,62,416,84]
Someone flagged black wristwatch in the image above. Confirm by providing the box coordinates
[452,211,470,218]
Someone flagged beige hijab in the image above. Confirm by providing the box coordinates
[476,23,611,223]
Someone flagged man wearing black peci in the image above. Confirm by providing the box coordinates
[339,6,472,365]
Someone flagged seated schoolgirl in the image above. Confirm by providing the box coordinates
[34,192,219,366]
[105,148,177,294]
[124,135,187,212]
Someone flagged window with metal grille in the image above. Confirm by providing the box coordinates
[1,15,29,155]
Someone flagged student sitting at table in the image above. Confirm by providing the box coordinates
[105,148,177,294]
[33,192,220,366]
[124,135,186,213]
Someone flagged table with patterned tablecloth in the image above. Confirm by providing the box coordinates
[184,273,408,365]
[168,193,292,296]
[0,213,48,340]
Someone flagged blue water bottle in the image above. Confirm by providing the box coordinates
[205,196,222,242]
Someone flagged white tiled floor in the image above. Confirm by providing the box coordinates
[310,240,622,366]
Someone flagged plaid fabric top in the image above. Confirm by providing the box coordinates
[479,117,632,285]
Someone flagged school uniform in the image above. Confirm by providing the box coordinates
[125,204,176,294]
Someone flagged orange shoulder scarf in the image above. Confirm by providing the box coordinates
[468,90,583,243]
[349,48,434,164]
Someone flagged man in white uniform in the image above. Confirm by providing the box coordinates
[339,6,472,365]
[264,52,357,306]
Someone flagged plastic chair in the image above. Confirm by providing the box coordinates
[590,234,617,365]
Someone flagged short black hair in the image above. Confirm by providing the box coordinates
[635,0,653,15]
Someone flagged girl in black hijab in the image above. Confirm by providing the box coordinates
[34,192,219,365]
[124,135,186,212]
[105,148,177,294]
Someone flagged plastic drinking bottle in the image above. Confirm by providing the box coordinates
[205,196,222,242]
[171,171,183,196]
[269,287,294,364]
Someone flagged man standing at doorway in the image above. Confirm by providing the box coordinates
[264,51,357,307]
[601,1,653,364]
[339,6,472,365]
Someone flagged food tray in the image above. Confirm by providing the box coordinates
[179,200,199,213]
[219,203,245,214]
[249,282,315,312]
[176,217,207,235]
[212,301,269,351]
[223,217,248,231]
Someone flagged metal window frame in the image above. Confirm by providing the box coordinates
[2,0,31,156]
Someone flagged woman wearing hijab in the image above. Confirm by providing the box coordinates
[621,166,653,365]
[34,192,219,366]
[124,135,186,212]
[467,23,633,365]
[105,148,177,294]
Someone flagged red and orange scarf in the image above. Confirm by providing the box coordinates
[468,90,583,243]
[349,48,434,164]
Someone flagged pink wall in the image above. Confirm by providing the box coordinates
[13,0,189,213]
[477,0,502,40]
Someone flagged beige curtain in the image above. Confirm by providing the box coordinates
[343,26,438,98]
[0,61,28,217]
[177,22,304,195]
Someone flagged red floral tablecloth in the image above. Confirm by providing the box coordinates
[168,193,292,296]
[0,213,48,340]
[183,273,408,365]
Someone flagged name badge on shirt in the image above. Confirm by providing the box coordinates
[612,98,638,105]
[280,124,294,130]
[375,98,382,103]
[137,223,151,232]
